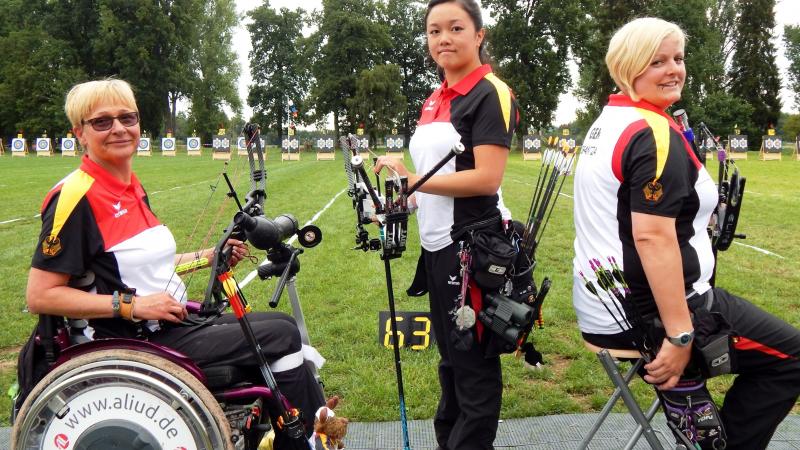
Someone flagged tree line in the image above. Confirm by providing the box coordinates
[1,0,799,147]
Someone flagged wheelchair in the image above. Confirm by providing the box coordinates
[12,296,315,450]
[14,221,323,449]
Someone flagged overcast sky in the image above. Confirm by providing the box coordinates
[230,0,800,127]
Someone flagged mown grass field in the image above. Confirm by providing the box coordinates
[0,145,798,426]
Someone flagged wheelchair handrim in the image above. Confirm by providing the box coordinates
[16,362,226,449]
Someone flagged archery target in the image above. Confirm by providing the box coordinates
[523,135,542,152]
[187,137,201,150]
[36,138,51,152]
[316,136,335,151]
[237,137,247,151]
[386,135,404,150]
[728,135,747,152]
[762,136,781,153]
[161,137,175,150]
[212,137,230,152]
[12,138,25,152]
[358,137,369,149]
[138,138,150,151]
[61,138,75,151]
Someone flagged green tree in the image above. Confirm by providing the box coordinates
[484,0,579,138]
[729,0,781,137]
[346,64,406,142]
[186,0,241,143]
[307,0,391,138]
[784,25,800,111]
[378,0,436,140]
[0,29,86,136]
[247,3,309,140]
[93,0,179,135]
[572,0,648,129]
[780,113,800,140]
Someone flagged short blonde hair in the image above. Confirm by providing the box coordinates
[605,18,686,101]
[65,79,138,129]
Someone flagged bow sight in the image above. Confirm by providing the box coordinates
[340,134,463,450]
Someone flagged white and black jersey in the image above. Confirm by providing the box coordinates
[572,94,718,334]
[32,155,185,337]
[409,64,518,251]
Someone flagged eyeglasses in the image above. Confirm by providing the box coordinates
[82,112,140,131]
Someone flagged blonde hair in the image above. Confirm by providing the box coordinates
[605,18,686,101]
[65,79,138,129]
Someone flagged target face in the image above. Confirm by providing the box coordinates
[138,138,149,150]
[12,139,23,150]
[238,137,246,150]
[62,139,74,150]
[37,139,49,150]
[187,137,200,150]
[162,138,174,150]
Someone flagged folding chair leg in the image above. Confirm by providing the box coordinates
[624,397,661,450]
[597,350,664,450]
[578,358,643,449]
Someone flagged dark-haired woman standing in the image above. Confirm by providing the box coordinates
[374,1,518,448]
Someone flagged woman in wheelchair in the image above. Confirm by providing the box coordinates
[14,78,325,449]
[572,17,800,450]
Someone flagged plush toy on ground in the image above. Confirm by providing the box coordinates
[313,396,349,449]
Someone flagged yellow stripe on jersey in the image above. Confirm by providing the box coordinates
[483,73,512,132]
[635,108,670,181]
[51,170,95,238]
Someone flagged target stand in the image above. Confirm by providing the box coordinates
[385,135,405,160]
[137,137,152,157]
[760,135,782,161]
[315,136,335,160]
[522,135,543,160]
[727,135,748,160]
[281,136,300,161]
[161,137,176,156]
[11,137,27,157]
[61,137,77,157]
[212,135,231,161]
[35,138,52,157]
[186,136,202,156]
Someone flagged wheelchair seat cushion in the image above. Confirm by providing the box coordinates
[203,365,250,389]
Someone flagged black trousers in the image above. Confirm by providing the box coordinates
[124,312,324,434]
[585,287,800,450]
[423,242,502,450]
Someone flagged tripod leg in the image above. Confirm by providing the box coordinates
[287,278,321,382]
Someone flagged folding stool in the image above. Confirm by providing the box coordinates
[579,341,664,450]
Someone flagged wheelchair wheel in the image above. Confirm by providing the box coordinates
[12,348,233,450]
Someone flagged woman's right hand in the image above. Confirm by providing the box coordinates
[133,292,187,323]
[643,338,692,390]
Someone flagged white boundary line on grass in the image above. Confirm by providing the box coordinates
[150,179,215,195]
[0,218,22,224]
[239,188,347,288]
[732,242,785,259]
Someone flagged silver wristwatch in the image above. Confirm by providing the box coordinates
[667,330,695,347]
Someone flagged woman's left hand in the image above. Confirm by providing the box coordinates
[224,239,249,267]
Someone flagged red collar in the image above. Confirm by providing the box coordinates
[441,64,493,96]
[607,94,673,120]
[79,154,140,197]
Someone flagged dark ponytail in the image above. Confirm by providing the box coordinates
[425,0,491,80]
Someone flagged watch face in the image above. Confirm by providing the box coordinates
[680,333,691,345]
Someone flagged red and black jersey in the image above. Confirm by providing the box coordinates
[572,94,718,333]
[31,155,185,337]
[409,64,519,251]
